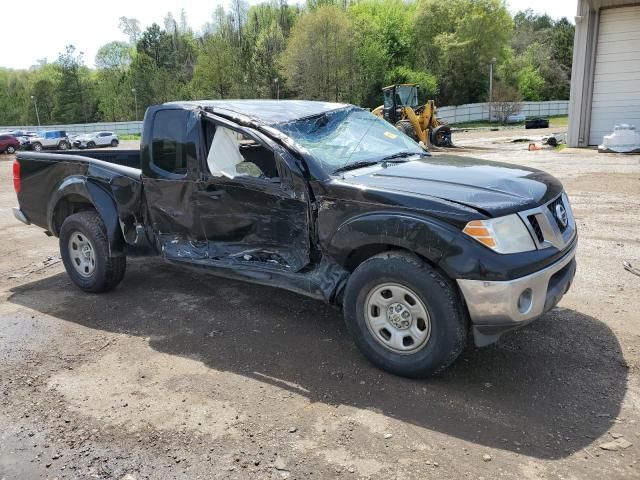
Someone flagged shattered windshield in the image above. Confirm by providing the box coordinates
[275,106,424,174]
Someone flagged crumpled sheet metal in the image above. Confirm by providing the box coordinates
[162,240,349,304]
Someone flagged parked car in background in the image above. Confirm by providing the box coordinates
[0,134,21,154]
[6,130,33,147]
[26,130,70,151]
[73,131,119,149]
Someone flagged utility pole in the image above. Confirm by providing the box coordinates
[30,96,41,126]
[131,88,138,121]
[488,57,496,122]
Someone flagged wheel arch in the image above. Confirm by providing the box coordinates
[48,177,125,255]
[328,212,459,272]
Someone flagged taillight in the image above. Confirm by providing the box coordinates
[12,160,20,194]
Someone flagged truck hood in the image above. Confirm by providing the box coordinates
[340,155,563,217]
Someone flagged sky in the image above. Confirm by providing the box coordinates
[0,0,577,70]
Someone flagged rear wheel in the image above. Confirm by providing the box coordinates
[110,139,119,147]
[343,251,467,378]
[431,125,452,147]
[59,211,126,293]
[6,145,15,154]
[32,142,42,152]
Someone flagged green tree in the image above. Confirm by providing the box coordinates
[349,0,414,107]
[190,34,240,98]
[119,17,142,45]
[509,10,574,100]
[95,42,134,121]
[412,0,513,105]
[53,45,97,123]
[280,5,356,101]
[517,65,545,101]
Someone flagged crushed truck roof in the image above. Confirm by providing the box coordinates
[164,99,350,125]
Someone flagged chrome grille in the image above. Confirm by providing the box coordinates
[518,193,576,251]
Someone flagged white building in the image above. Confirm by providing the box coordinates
[568,0,640,147]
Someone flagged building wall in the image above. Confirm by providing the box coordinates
[568,0,640,147]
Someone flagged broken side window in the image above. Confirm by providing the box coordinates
[206,125,279,180]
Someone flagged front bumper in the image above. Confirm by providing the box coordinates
[457,244,577,346]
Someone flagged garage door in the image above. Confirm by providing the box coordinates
[589,5,640,145]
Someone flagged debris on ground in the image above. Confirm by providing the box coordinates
[543,132,567,147]
[599,124,640,154]
[623,261,640,277]
[482,454,492,462]
[598,438,633,451]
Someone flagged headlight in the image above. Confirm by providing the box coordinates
[463,214,535,254]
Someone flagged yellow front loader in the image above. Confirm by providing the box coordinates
[372,83,452,147]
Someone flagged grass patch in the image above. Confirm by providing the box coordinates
[549,115,569,128]
[450,114,568,129]
[119,133,141,140]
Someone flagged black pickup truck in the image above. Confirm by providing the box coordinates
[12,100,577,377]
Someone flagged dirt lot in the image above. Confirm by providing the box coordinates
[1,134,639,479]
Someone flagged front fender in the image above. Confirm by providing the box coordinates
[327,212,459,267]
[48,176,124,254]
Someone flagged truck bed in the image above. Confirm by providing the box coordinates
[35,149,141,169]
[15,149,143,233]
[17,149,141,180]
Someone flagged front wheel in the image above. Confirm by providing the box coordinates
[6,145,15,154]
[59,211,126,293]
[58,140,68,150]
[395,120,419,141]
[343,251,467,378]
[32,142,42,152]
[87,141,96,149]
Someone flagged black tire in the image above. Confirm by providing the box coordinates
[32,142,42,152]
[58,140,68,150]
[87,141,96,149]
[343,250,467,378]
[59,211,126,293]
[395,120,419,141]
[110,139,119,147]
[6,145,15,154]
[431,125,452,147]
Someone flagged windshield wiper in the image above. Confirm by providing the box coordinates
[332,160,383,175]
[380,151,427,161]
[332,151,427,175]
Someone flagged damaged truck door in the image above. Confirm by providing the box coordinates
[143,106,311,270]
[13,100,577,379]
[193,116,311,270]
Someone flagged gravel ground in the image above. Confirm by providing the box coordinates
[0,135,639,479]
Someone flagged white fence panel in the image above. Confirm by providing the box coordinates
[0,101,568,132]
[437,100,568,124]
